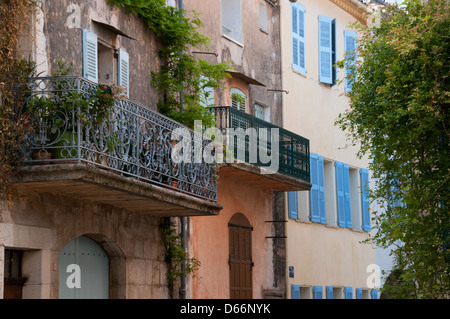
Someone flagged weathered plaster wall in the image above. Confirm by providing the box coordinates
[184,0,283,126]
[0,189,169,299]
[189,172,275,299]
[40,0,162,109]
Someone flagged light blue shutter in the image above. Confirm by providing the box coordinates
[310,153,320,223]
[360,168,371,231]
[118,48,130,97]
[292,3,306,75]
[318,16,333,84]
[310,153,326,224]
[344,30,357,92]
[82,29,98,83]
[318,156,326,224]
[343,163,352,228]
[356,288,363,299]
[326,286,334,299]
[344,287,353,299]
[335,161,346,227]
[313,286,323,299]
[288,191,298,219]
[291,284,301,299]
[371,289,378,299]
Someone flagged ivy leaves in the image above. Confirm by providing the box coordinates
[108,0,230,129]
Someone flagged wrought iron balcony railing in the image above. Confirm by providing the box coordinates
[23,76,217,202]
[211,106,310,183]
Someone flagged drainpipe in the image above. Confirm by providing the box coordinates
[178,0,187,300]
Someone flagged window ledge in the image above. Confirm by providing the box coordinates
[222,34,244,48]
[292,67,307,78]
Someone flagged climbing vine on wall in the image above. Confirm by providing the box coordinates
[107,0,231,129]
[0,0,37,202]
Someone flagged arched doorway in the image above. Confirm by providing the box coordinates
[228,213,253,299]
[58,235,109,299]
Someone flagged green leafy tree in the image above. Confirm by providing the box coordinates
[336,0,450,298]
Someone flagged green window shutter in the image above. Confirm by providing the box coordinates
[335,161,346,227]
[344,287,353,299]
[291,284,300,299]
[292,3,306,75]
[118,48,129,97]
[344,30,357,92]
[360,168,371,231]
[318,15,333,84]
[82,29,98,83]
[288,191,298,219]
[326,286,334,299]
[313,286,323,299]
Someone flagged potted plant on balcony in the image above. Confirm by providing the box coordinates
[25,61,116,163]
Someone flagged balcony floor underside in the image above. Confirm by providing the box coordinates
[13,164,222,217]
[220,162,312,192]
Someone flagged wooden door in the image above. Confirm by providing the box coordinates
[229,214,253,299]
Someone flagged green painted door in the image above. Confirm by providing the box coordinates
[58,236,109,299]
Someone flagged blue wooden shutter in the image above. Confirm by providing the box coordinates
[118,48,130,97]
[344,287,353,299]
[335,161,346,227]
[291,284,300,299]
[82,29,98,83]
[318,155,326,224]
[343,163,352,228]
[371,289,378,299]
[326,286,334,299]
[360,168,371,231]
[292,3,306,75]
[310,153,320,223]
[318,16,333,84]
[344,30,357,92]
[356,288,363,299]
[288,191,298,219]
[331,19,337,85]
[313,286,323,299]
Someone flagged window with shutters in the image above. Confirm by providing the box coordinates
[230,88,246,112]
[335,161,352,228]
[324,160,337,227]
[313,286,323,299]
[318,16,336,85]
[360,168,371,231]
[82,28,130,96]
[310,153,326,224]
[350,167,362,230]
[222,0,242,44]
[344,287,353,299]
[344,30,357,92]
[291,2,306,75]
[199,75,215,108]
[259,1,268,34]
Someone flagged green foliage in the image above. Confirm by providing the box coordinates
[160,218,201,297]
[27,61,115,128]
[336,0,450,298]
[0,0,37,202]
[107,0,231,129]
